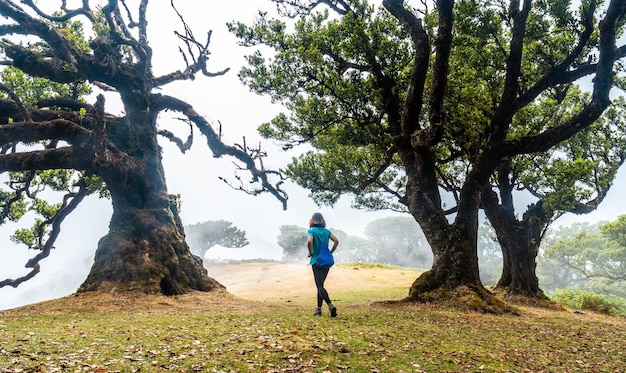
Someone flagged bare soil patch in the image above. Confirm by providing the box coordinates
[206,262,420,303]
[1,262,420,315]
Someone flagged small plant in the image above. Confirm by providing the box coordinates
[551,288,626,316]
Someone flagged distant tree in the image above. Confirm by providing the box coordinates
[363,217,431,268]
[594,216,626,295]
[537,222,603,292]
[277,225,308,261]
[600,215,626,251]
[185,220,249,259]
[0,1,286,295]
[477,222,503,287]
[332,230,373,263]
[232,0,626,309]
[543,218,626,297]
[541,221,606,250]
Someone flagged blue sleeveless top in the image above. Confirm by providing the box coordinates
[307,226,331,265]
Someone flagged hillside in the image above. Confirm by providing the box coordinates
[1,262,625,372]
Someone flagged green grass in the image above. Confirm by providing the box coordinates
[1,288,625,372]
[341,262,420,270]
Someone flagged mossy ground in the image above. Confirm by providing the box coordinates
[1,263,624,372]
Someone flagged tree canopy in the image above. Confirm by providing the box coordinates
[231,0,626,310]
[277,224,309,261]
[545,216,626,297]
[0,1,286,295]
[185,220,249,259]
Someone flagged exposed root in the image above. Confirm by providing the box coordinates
[491,289,566,311]
[376,285,521,315]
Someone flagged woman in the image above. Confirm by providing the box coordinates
[307,212,339,317]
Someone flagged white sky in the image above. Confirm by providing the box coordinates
[0,0,400,309]
[1,0,625,309]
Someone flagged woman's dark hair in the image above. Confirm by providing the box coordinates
[309,212,326,228]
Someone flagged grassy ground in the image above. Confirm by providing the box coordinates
[1,263,625,372]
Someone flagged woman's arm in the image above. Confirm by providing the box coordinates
[329,233,339,253]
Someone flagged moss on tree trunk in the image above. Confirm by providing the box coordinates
[400,222,518,314]
[494,232,544,297]
[483,196,551,302]
[79,199,222,295]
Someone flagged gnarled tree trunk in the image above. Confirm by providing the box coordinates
[482,185,550,300]
[408,224,484,296]
[0,1,288,296]
[398,152,514,313]
[79,196,222,295]
[79,96,222,295]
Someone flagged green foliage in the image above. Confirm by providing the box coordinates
[38,170,72,192]
[551,288,626,317]
[0,190,27,221]
[277,225,308,261]
[31,199,62,220]
[184,220,249,258]
[541,217,626,297]
[52,15,92,52]
[10,224,40,248]
[0,67,91,106]
[82,175,110,199]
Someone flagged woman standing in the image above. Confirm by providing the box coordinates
[307,212,339,317]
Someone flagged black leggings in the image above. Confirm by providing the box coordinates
[312,264,332,308]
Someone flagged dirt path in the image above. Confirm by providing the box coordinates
[206,262,420,304]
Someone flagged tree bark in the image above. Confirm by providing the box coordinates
[405,208,516,313]
[407,224,482,296]
[396,150,515,313]
[482,187,550,300]
[78,95,222,295]
[79,196,222,295]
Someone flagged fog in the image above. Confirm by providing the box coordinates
[0,0,402,308]
[1,0,625,310]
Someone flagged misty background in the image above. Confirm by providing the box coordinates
[1,0,625,310]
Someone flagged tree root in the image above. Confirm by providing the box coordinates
[492,291,566,311]
[376,285,521,315]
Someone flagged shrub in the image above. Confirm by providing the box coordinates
[551,288,626,317]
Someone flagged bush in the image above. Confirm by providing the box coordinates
[551,288,626,317]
